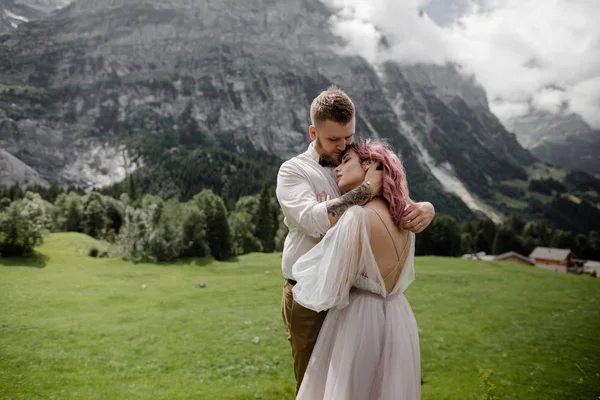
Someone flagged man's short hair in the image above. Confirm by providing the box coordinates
[310,86,355,126]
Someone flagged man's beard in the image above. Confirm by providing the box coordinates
[319,154,339,167]
[315,138,341,167]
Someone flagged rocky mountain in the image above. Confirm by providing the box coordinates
[0,0,70,32]
[0,0,598,228]
[379,63,535,221]
[505,112,600,177]
[0,148,47,186]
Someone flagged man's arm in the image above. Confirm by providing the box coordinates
[401,202,435,233]
[322,188,435,233]
[276,161,332,238]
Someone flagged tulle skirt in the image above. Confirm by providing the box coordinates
[297,288,421,400]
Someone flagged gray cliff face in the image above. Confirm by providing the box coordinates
[379,62,534,209]
[398,63,489,110]
[0,0,71,32]
[1,0,338,156]
[0,108,137,188]
[0,0,545,219]
[505,112,600,176]
[0,0,336,189]
[0,148,48,186]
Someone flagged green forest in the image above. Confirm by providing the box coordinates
[2,181,599,264]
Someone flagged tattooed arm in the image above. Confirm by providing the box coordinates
[326,165,383,227]
[325,182,373,226]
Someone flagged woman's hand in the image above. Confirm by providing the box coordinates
[401,202,435,233]
[364,162,383,198]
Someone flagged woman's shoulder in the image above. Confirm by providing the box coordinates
[363,201,410,241]
[363,200,393,222]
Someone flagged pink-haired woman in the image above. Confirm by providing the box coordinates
[292,139,421,400]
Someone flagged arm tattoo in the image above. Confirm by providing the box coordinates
[327,183,373,218]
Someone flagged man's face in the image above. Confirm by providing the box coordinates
[310,119,355,167]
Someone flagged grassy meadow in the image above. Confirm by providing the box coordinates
[1,233,599,399]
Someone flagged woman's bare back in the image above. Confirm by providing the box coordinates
[364,199,412,293]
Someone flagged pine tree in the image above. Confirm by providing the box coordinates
[415,215,461,256]
[492,226,522,255]
[255,183,276,253]
[194,189,232,260]
[128,174,138,202]
[588,231,600,260]
[81,192,109,239]
[474,230,491,254]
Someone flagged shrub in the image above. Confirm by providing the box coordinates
[0,193,51,256]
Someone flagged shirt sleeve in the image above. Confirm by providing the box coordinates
[276,160,331,239]
[291,206,370,312]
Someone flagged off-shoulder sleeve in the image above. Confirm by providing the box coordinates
[291,206,371,312]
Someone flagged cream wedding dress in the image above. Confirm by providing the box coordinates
[292,206,421,400]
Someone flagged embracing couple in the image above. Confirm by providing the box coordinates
[276,87,435,399]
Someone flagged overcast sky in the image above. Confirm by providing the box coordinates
[322,0,600,129]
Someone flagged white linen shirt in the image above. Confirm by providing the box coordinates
[276,142,341,279]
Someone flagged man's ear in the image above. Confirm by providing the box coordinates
[309,125,317,141]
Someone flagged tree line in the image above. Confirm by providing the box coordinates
[1,183,599,262]
[0,182,284,261]
[417,214,600,260]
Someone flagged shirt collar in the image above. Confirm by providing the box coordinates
[305,141,320,163]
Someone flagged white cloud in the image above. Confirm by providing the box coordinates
[329,17,383,64]
[532,88,568,115]
[568,76,600,128]
[491,101,530,121]
[324,0,449,65]
[321,0,600,129]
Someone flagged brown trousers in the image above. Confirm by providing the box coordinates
[281,280,328,394]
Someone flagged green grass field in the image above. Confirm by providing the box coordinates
[1,233,599,400]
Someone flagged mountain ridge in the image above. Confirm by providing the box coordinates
[0,0,598,229]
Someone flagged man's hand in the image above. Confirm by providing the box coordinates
[401,202,435,233]
[317,192,330,203]
[364,162,383,198]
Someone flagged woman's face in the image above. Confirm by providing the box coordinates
[335,149,367,192]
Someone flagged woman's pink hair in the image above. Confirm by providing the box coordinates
[347,139,412,225]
